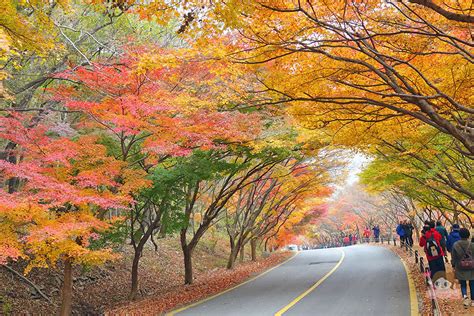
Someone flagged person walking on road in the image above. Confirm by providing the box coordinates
[436,221,449,254]
[404,221,414,247]
[451,228,474,308]
[373,225,380,242]
[396,221,406,246]
[363,227,371,243]
[420,221,446,280]
[343,235,350,247]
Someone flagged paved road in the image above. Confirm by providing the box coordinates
[170,245,414,316]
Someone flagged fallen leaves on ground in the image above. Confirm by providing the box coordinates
[1,236,288,315]
[107,251,291,315]
[385,244,472,316]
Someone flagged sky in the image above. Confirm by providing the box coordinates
[345,153,371,186]
[329,152,371,200]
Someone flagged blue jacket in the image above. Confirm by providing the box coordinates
[447,230,461,253]
[373,227,380,237]
[396,224,405,237]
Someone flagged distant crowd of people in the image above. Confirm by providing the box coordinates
[361,225,380,242]
[340,226,381,246]
[341,225,380,246]
[336,219,474,308]
[416,220,474,309]
[342,234,357,246]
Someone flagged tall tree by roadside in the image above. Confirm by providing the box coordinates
[0,114,135,315]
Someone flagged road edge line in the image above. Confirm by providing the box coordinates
[166,251,300,316]
[274,248,345,316]
[399,255,420,316]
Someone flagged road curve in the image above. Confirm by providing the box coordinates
[169,245,414,316]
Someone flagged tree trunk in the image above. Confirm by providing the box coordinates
[183,246,193,284]
[129,248,142,300]
[227,237,238,269]
[251,239,257,261]
[60,258,73,316]
[227,247,238,270]
[239,243,245,262]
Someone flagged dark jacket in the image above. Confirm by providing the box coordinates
[404,224,414,236]
[451,240,474,280]
[447,230,461,253]
[436,225,448,240]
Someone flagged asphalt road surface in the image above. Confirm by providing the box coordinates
[170,245,414,316]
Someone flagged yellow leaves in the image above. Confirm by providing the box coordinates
[0,0,58,55]
[24,239,117,273]
[23,210,119,273]
[0,222,25,264]
[0,198,119,270]
[193,212,202,223]
[133,48,178,75]
[0,202,45,224]
[120,168,152,194]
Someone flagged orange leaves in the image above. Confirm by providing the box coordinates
[120,168,152,195]
[54,46,262,159]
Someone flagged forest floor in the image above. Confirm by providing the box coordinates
[0,235,290,315]
[385,243,471,316]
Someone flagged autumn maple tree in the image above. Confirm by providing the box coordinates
[0,111,135,315]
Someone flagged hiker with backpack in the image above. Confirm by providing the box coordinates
[343,235,350,247]
[419,221,446,280]
[451,228,474,308]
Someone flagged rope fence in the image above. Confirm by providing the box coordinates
[404,242,442,316]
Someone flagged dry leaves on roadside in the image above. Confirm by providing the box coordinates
[108,252,292,315]
[387,245,472,316]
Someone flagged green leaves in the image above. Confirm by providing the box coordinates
[89,220,129,252]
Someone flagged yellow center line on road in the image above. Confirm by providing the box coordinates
[274,248,345,316]
[167,251,300,316]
